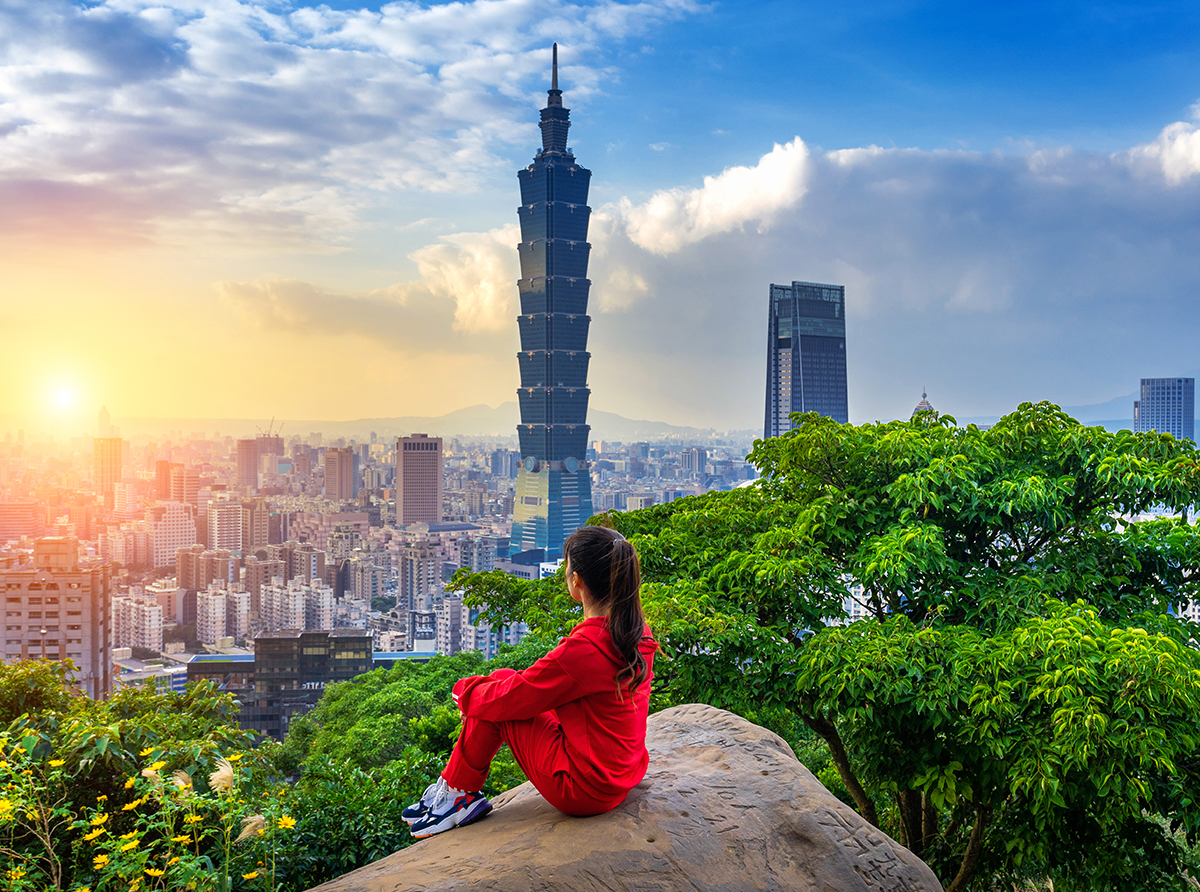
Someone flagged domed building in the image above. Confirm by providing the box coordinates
[911,390,936,418]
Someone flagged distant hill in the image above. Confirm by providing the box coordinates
[117,403,754,444]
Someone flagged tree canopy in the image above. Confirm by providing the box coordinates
[466,403,1200,892]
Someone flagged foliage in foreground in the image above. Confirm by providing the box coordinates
[463,402,1200,892]
[0,637,560,891]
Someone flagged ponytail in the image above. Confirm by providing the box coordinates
[563,526,649,691]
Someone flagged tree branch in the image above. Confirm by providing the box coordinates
[945,807,988,892]
[799,710,879,827]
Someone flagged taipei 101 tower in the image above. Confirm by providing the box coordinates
[510,44,595,559]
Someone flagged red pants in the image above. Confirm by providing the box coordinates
[442,669,626,817]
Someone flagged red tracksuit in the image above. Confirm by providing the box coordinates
[442,617,657,816]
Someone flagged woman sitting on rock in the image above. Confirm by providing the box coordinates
[403,525,658,838]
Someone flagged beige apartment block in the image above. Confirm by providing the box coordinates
[1,537,112,698]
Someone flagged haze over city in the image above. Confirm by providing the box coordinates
[5,0,1200,435]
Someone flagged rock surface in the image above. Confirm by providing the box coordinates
[307,704,944,892]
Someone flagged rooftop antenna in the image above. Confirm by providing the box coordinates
[552,43,558,90]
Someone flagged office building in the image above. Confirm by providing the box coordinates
[764,281,849,438]
[1,538,111,697]
[0,502,45,543]
[240,629,372,740]
[236,439,259,492]
[170,466,201,505]
[1134,378,1195,441]
[511,46,595,559]
[94,437,123,509]
[395,434,443,524]
[324,447,357,501]
[241,498,271,555]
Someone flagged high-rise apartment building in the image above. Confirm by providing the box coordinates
[510,46,595,559]
[395,434,443,524]
[1134,378,1195,441]
[764,281,849,438]
[94,437,123,509]
[196,586,227,644]
[145,502,198,569]
[1,538,111,697]
[324,447,357,501]
[207,499,243,554]
[236,439,259,492]
[112,588,164,652]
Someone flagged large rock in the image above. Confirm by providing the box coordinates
[307,704,943,892]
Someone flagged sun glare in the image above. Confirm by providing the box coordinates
[49,383,77,413]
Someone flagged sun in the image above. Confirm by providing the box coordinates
[49,383,77,413]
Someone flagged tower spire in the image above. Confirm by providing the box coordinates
[552,43,558,91]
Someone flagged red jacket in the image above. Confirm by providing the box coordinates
[452,617,657,797]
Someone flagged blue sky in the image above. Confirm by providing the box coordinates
[3,0,1200,432]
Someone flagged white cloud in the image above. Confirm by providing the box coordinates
[411,224,521,333]
[1124,120,1200,184]
[620,136,811,254]
[0,0,698,247]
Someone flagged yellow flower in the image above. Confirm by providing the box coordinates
[90,813,109,826]
[74,887,91,892]
[121,839,139,852]
[49,758,65,767]
[183,814,204,824]
[120,831,138,840]
[277,815,296,830]
[171,834,190,843]
[144,868,165,877]
[167,857,179,866]
[0,798,12,815]
[129,878,142,891]
[125,777,136,789]
[97,794,108,801]
[148,761,167,771]
[93,853,110,869]
[226,753,243,762]
[83,827,106,841]
[7,867,26,881]
[242,872,259,880]
[139,747,155,757]
[121,798,142,811]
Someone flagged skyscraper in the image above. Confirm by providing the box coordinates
[323,447,356,501]
[1134,378,1195,440]
[510,45,595,560]
[236,439,259,492]
[395,434,443,524]
[764,281,849,438]
[93,437,123,509]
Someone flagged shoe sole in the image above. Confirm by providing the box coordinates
[411,798,493,838]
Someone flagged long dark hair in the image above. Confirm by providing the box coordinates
[563,526,649,691]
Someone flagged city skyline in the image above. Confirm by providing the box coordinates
[5,1,1200,434]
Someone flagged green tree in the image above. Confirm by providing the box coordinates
[465,403,1200,892]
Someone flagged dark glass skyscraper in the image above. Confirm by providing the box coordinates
[1134,378,1194,441]
[764,281,849,438]
[510,46,594,559]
